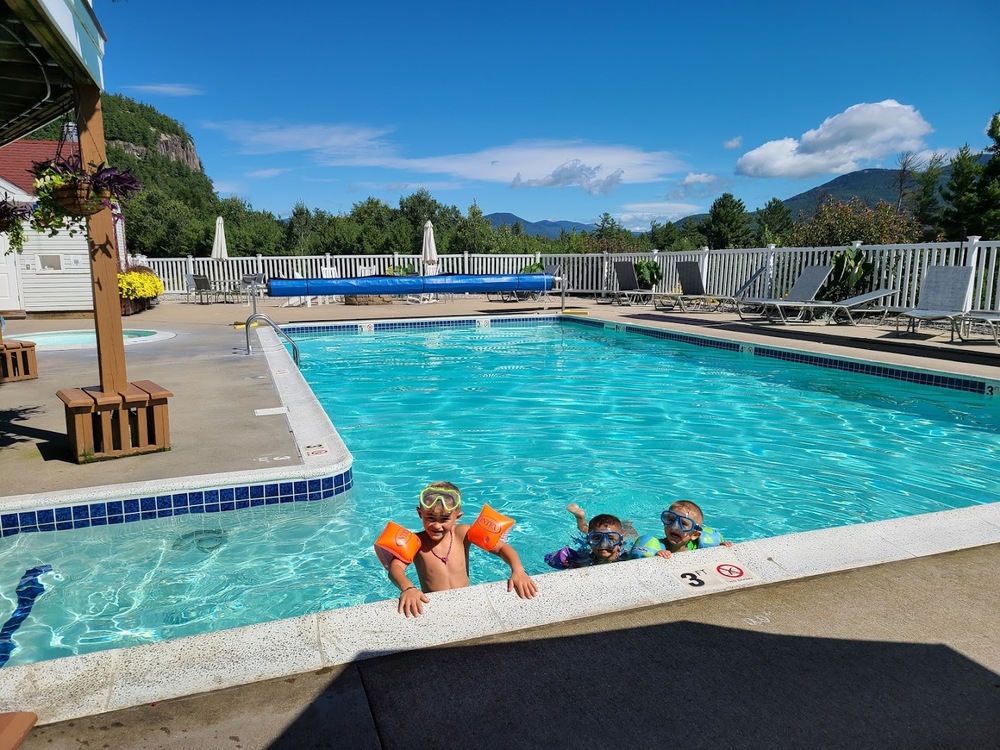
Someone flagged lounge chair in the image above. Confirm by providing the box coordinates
[896,265,974,341]
[787,288,899,326]
[656,263,770,313]
[735,264,832,323]
[961,310,1000,346]
[611,261,655,306]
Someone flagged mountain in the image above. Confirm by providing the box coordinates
[781,168,905,219]
[486,212,597,239]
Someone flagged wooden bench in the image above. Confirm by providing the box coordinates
[0,340,38,383]
[57,380,173,462]
[0,712,36,750]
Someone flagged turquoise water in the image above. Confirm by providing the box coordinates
[19,329,156,349]
[2,319,997,666]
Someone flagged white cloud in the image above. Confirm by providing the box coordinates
[736,100,933,178]
[723,136,743,149]
[619,201,702,227]
[212,123,684,195]
[207,121,395,158]
[122,84,204,97]
[246,168,287,179]
[681,172,716,185]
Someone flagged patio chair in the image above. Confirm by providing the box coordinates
[735,264,832,323]
[960,310,1000,346]
[611,260,655,306]
[238,274,266,307]
[318,267,342,304]
[190,273,217,304]
[792,288,899,326]
[896,265,974,341]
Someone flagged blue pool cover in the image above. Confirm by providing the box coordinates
[268,273,555,297]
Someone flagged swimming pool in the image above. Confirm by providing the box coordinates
[17,329,175,350]
[1,316,997,667]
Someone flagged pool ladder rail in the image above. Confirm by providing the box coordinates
[245,313,300,366]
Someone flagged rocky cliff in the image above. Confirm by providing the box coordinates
[108,133,201,172]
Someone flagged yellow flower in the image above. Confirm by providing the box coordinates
[117,270,164,301]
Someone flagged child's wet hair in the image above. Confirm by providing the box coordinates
[669,500,703,524]
[588,513,623,532]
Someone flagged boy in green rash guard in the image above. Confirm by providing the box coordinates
[655,500,734,558]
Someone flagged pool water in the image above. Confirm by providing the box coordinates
[17,329,168,350]
[2,320,997,666]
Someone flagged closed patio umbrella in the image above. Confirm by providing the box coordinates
[422,220,438,270]
[211,216,229,260]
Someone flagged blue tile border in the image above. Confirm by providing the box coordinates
[0,469,352,539]
[753,346,988,394]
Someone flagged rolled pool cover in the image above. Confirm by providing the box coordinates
[268,273,555,297]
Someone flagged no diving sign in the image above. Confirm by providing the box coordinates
[671,562,756,590]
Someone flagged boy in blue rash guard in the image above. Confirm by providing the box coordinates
[654,500,733,558]
[544,512,630,569]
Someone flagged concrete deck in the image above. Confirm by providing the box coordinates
[3,294,1000,748]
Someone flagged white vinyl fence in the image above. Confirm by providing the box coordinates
[134,236,1000,312]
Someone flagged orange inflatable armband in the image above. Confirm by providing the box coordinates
[467,504,515,552]
[374,521,421,569]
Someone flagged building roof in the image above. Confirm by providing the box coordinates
[0,139,59,195]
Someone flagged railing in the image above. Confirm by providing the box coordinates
[134,237,1000,312]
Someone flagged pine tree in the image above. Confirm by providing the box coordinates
[977,112,1000,240]
[702,193,753,249]
[940,145,984,240]
[754,198,793,246]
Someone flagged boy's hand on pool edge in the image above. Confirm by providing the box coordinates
[508,569,538,599]
[398,588,430,617]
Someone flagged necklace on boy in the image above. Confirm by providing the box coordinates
[429,529,454,564]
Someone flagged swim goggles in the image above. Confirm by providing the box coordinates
[661,510,702,533]
[419,485,462,512]
[587,530,625,548]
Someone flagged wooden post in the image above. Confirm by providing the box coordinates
[76,84,128,395]
[54,85,173,462]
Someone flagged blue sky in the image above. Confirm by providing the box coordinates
[96,0,999,230]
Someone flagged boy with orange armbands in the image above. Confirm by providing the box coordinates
[376,481,538,618]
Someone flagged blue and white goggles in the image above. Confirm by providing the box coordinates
[587,530,625,549]
[661,510,701,533]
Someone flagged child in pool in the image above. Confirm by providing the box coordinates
[387,481,538,617]
[544,510,630,569]
[654,500,733,558]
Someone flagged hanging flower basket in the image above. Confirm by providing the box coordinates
[50,182,108,216]
[30,153,141,236]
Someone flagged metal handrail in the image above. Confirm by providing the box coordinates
[245,313,299,366]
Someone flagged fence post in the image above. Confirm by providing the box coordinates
[185,256,194,277]
[256,254,263,276]
[966,235,982,267]
[698,246,710,287]
[464,251,469,274]
[765,244,776,299]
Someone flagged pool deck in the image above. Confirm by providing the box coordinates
[3,294,1000,748]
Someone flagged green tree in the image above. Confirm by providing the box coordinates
[977,112,1000,240]
[702,193,753,249]
[940,145,984,240]
[754,198,793,246]
[788,197,920,246]
[648,219,679,250]
[914,153,945,240]
[451,202,496,254]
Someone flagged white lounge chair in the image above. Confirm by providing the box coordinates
[961,310,1000,346]
[735,264,833,323]
[896,265,974,341]
[788,288,898,326]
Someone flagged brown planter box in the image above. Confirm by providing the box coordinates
[121,298,152,315]
[344,294,394,305]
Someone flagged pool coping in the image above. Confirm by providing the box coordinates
[2,313,999,723]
